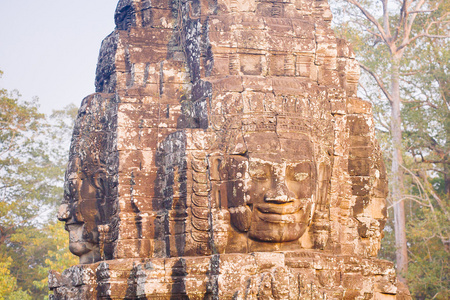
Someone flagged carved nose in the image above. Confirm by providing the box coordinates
[57,203,71,221]
[265,180,294,203]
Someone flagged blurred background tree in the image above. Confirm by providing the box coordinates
[331,0,449,298]
[0,70,78,299]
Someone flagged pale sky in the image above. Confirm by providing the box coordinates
[0,0,118,114]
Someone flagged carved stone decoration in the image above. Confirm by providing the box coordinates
[51,0,411,299]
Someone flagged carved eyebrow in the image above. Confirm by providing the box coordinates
[285,160,313,165]
[234,150,248,158]
[249,161,272,168]
[249,168,268,176]
[248,168,269,180]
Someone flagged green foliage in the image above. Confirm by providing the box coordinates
[407,206,449,299]
[0,256,19,299]
[0,221,78,299]
[33,221,78,292]
[0,73,78,299]
[0,88,46,242]
[0,243,33,300]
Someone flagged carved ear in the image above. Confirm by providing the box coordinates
[210,156,222,181]
[316,163,331,211]
[92,170,107,197]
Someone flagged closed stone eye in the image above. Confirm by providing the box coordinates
[250,169,268,180]
[67,180,78,198]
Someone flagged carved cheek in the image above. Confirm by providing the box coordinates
[76,179,98,238]
[287,177,311,199]
[286,162,314,199]
[247,162,272,203]
[80,178,97,200]
[229,205,252,232]
[227,180,246,207]
[247,180,270,204]
[77,200,97,233]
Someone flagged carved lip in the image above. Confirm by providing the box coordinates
[255,201,303,223]
[255,210,303,223]
[65,219,84,228]
[256,200,301,214]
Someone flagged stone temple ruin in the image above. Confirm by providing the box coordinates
[50,0,411,298]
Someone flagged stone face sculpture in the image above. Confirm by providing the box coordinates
[226,131,316,243]
[57,94,119,264]
[50,0,411,298]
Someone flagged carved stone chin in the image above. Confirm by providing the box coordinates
[51,0,410,299]
[64,222,100,264]
[77,248,101,265]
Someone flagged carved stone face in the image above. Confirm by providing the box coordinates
[57,156,101,264]
[226,132,316,243]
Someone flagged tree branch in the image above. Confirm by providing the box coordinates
[395,0,411,44]
[417,170,450,221]
[382,0,392,39]
[402,0,427,47]
[359,63,394,104]
[346,0,391,44]
[401,165,449,248]
[399,15,450,50]
[387,195,430,209]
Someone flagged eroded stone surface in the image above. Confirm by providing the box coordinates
[51,251,412,299]
[52,0,410,298]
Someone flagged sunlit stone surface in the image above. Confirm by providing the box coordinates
[50,0,411,298]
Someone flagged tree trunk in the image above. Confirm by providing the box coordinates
[443,81,450,197]
[445,115,450,197]
[390,56,408,281]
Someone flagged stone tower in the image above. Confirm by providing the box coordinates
[50,0,411,298]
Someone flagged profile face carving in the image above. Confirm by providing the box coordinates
[58,155,103,264]
[225,132,316,243]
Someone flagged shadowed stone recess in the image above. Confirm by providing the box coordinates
[50,0,411,299]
